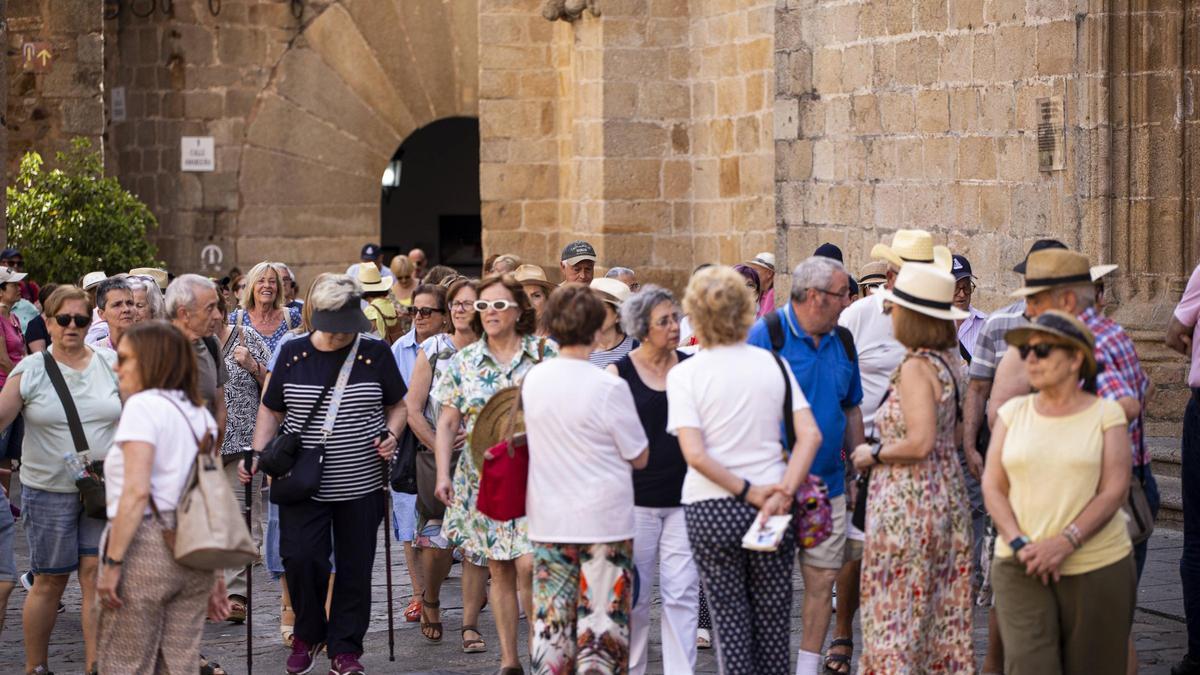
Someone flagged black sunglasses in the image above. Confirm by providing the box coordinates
[54,314,91,328]
[406,306,444,318]
[1018,343,1064,360]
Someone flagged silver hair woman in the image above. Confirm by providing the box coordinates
[243,273,407,675]
[607,284,702,674]
[126,276,166,322]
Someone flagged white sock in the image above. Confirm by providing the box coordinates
[796,649,822,675]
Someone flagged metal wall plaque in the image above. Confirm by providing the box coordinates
[1037,96,1065,172]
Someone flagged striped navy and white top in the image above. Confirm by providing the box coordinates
[263,335,406,502]
[587,335,637,369]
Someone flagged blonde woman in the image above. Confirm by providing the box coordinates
[390,255,419,305]
[229,262,301,354]
[667,266,821,673]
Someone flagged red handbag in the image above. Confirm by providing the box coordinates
[476,385,530,522]
[477,432,529,521]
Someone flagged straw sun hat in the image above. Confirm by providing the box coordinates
[469,387,523,469]
[870,229,952,272]
[1010,249,1093,298]
[874,262,968,321]
[513,264,555,292]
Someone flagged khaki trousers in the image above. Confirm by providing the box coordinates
[222,458,263,597]
[993,554,1135,675]
[97,515,213,675]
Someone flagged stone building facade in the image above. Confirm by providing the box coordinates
[2,0,1195,435]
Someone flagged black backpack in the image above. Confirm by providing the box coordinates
[764,310,857,364]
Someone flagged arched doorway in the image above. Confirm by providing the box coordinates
[233,0,479,284]
[380,117,481,276]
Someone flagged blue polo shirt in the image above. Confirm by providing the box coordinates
[747,303,863,498]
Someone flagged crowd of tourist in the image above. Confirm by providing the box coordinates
[0,229,1193,675]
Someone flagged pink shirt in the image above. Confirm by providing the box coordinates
[1175,263,1200,387]
[758,287,776,318]
[0,314,24,388]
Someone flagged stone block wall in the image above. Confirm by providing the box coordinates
[774,0,1097,312]
[5,0,105,179]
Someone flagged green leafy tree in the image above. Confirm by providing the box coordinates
[6,137,162,285]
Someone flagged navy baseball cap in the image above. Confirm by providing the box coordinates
[951,255,974,281]
[0,249,18,260]
[361,243,381,261]
[1012,239,1066,274]
[561,240,597,265]
[813,242,844,263]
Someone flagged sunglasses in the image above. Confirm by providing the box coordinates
[474,300,517,312]
[406,306,444,318]
[1018,343,1065,360]
[54,314,91,328]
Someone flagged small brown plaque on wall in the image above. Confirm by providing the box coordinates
[1037,96,1065,172]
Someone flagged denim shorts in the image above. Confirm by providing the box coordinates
[0,486,16,583]
[391,490,416,543]
[22,485,104,574]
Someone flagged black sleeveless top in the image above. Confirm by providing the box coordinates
[615,351,691,508]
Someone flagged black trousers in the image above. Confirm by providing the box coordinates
[279,491,385,657]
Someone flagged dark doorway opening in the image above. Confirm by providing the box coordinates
[380,117,481,276]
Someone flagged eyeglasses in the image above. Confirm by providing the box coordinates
[407,306,444,318]
[954,281,977,295]
[450,301,476,312]
[54,314,91,328]
[652,312,682,329]
[474,300,517,312]
[7,259,23,270]
[1018,343,1065,361]
[628,282,642,292]
[815,287,851,300]
[861,282,884,292]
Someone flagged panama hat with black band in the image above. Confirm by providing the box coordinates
[874,262,968,321]
[514,264,556,293]
[1003,310,1098,378]
[870,229,952,272]
[859,261,888,286]
[1010,249,1093,298]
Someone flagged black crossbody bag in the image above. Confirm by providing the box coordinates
[258,380,334,479]
[43,352,107,520]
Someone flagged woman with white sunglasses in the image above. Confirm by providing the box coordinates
[434,273,557,675]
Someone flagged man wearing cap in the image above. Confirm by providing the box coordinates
[952,255,989,363]
[0,248,38,306]
[86,278,135,351]
[1168,260,1200,675]
[746,252,777,316]
[605,266,641,292]
[858,262,887,297]
[346,243,396,285]
[560,240,597,284]
[81,272,110,345]
[747,255,863,675]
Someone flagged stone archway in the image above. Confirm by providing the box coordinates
[233,0,479,282]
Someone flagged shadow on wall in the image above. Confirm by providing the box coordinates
[380,116,482,275]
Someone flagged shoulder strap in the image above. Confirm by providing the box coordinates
[765,311,785,352]
[42,351,88,453]
[202,335,221,371]
[160,393,212,452]
[536,337,547,363]
[923,351,963,423]
[771,353,796,452]
[834,325,857,363]
[958,340,972,364]
[236,310,246,347]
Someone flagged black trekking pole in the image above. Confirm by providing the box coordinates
[243,450,254,675]
[381,432,396,661]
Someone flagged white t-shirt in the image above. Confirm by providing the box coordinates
[666,343,810,504]
[838,293,905,437]
[105,389,218,519]
[522,358,648,543]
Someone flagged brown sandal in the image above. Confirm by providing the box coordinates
[420,596,443,643]
[462,624,486,653]
[226,595,246,624]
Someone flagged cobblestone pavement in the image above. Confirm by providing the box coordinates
[0,487,1188,674]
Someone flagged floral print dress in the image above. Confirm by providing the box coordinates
[859,349,974,674]
[433,334,556,562]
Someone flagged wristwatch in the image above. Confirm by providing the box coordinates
[737,479,751,503]
[102,554,123,567]
[1009,535,1032,554]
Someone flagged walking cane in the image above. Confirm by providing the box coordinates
[381,432,396,661]
[243,450,254,675]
